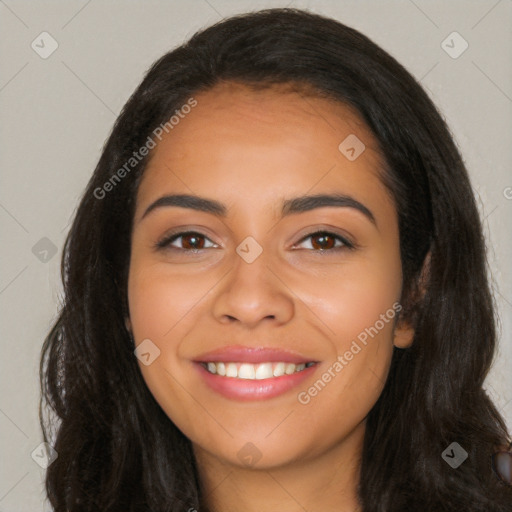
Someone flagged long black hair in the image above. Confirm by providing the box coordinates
[39,8,512,511]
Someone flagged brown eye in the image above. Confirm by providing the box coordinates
[181,233,206,250]
[294,231,353,251]
[310,233,336,250]
[156,231,217,251]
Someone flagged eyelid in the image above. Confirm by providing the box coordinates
[290,222,356,246]
[155,229,219,250]
[292,230,355,251]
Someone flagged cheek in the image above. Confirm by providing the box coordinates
[296,277,399,438]
[297,247,402,407]
[306,250,402,350]
[127,262,209,340]
[128,276,177,339]
[127,264,206,430]
[127,265,191,390]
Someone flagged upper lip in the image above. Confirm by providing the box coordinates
[194,345,316,364]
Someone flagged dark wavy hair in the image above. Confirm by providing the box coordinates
[39,7,512,511]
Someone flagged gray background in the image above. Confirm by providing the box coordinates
[1,0,511,509]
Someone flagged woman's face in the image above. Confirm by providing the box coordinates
[127,82,412,470]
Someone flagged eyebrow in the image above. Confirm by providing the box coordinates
[139,193,376,225]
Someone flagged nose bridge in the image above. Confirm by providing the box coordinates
[232,240,272,292]
[211,239,294,326]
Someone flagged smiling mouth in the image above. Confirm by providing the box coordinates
[200,361,317,380]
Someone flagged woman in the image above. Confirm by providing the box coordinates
[39,7,512,511]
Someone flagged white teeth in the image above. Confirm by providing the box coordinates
[238,363,256,379]
[285,363,296,375]
[255,362,273,380]
[203,361,314,379]
[273,362,286,377]
[217,362,226,376]
[226,362,238,377]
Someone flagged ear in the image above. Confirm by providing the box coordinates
[393,251,431,349]
[125,317,132,333]
[393,322,415,348]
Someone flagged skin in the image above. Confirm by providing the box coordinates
[126,81,414,512]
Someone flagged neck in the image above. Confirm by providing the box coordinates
[193,422,365,512]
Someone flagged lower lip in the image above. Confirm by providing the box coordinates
[194,362,318,401]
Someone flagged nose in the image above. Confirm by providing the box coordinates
[211,248,295,329]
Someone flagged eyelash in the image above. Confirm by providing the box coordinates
[154,230,355,253]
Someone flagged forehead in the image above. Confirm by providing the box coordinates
[135,81,389,217]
